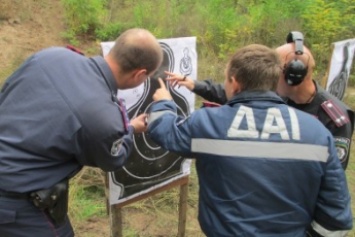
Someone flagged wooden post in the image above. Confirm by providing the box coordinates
[177,179,189,237]
[110,204,123,237]
[105,172,110,216]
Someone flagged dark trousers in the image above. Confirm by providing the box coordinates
[0,196,74,237]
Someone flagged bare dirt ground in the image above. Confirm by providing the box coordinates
[0,1,67,78]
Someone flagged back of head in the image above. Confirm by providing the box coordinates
[277,32,316,86]
[108,28,163,75]
[227,44,281,91]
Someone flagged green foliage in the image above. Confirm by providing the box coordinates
[131,0,189,38]
[59,0,354,75]
[330,0,355,39]
[247,0,310,46]
[301,0,354,77]
[305,0,352,41]
[95,22,128,41]
[302,0,343,62]
[194,0,242,59]
[61,30,80,46]
[61,0,107,36]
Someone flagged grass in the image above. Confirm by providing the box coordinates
[68,167,107,233]
[67,163,201,237]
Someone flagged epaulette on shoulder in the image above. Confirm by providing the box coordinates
[65,45,85,55]
[321,100,350,127]
[202,101,221,108]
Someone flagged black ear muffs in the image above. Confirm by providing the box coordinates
[283,60,308,86]
[283,31,308,86]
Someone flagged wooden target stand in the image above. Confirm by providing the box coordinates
[105,174,189,237]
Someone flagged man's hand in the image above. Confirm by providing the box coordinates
[130,113,148,133]
[165,71,195,91]
[153,78,173,101]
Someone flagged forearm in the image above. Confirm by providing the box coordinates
[331,123,353,170]
[193,79,228,104]
[77,126,135,172]
[147,101,192,154]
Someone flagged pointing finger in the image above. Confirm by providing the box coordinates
[164,71,174,77]
[158,77,166,89]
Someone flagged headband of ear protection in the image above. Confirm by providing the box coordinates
[283,31,308,86]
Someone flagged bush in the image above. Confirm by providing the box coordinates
[95,22,128,41]
[61,0,107,36]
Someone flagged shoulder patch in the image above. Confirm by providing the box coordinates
[334,137,350,163]
[111,139,123,156]
[321,100,350,127]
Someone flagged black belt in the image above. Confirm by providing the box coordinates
[0,190,31,199]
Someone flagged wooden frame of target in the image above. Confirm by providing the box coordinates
[101,37,197,237]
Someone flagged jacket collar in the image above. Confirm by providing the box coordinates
[90,56,118,93]
[226,90,285,106]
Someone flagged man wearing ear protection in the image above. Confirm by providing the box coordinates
[166,32,354,171]
[276,31,354,171]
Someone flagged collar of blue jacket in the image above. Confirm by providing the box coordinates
[227,90,285,106]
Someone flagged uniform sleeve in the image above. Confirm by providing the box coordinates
[330,122,353,170]
[193,79,228,105]
[74,100,134,172]
[146,100,195,154]
[310,136,353,236]
[323,107,354,170]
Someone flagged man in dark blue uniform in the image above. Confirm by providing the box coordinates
[0,28,163,237]
[148,44,352,236]
[275,34,354,170]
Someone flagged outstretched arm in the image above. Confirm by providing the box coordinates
[165,71,228,104]
[147,78,194,154]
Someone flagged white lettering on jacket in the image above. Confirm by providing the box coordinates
[227,105,300,140]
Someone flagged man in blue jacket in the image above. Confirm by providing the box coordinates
[147,44,352,236]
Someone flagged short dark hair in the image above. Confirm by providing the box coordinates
[109,29,162,75]
[227,44,281,91]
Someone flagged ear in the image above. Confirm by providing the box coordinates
[132,69,148,81]
[230,76,242,94]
